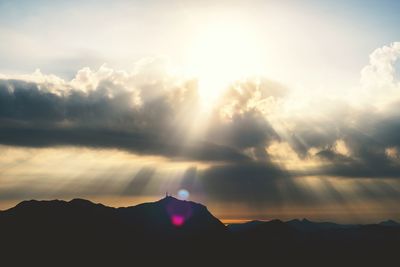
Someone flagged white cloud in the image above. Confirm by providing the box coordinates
[359,42,400,108]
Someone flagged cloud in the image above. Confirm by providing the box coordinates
[2,42,400,183]
[251,42,400,179]
[359,42,400,108]
[198,161,295,206]
[0,61,252,162]
[284,104,400,179]
[206,78,285,160]
[361,42,400,89]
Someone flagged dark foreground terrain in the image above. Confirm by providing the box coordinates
[1,196,399,266]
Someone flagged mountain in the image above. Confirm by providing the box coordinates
[1,197,400,266]
[0,196,226,237]
[116,195,226,239]
[286,218,356,232]
[242,219,298,241]
[227,220,266,232]
[0,196,227,265]
[379,219,400,227]
[228,218,355,233]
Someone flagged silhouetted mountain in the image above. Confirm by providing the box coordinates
[0,196,227,265]
[117,196,226,238]
[227,220,265,232]
[1,197,399,266]
[286,218,356,232]
[0,196,226,241]
[229,218,356,233]
[246,219,296,239]
[379,219,400,227]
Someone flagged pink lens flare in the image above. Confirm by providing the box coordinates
[171,215,185,227]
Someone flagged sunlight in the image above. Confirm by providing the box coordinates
[185,18,267,109]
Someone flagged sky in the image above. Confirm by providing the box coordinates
[0,0,400,223]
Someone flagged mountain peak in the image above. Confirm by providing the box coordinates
[379,219,400,226]
[69,198,95,205]
[159,195,179,202]
[157,195,205,209]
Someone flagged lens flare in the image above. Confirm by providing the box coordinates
[177,189,190,200]
[166,197,193,227]
[171,215,185,227]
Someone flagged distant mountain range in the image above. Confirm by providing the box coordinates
[228,218,365,233]
[1,197,399,266]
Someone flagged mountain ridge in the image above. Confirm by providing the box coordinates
[2,197,399,228]
[1,197,399,266]
[3,197,399,227]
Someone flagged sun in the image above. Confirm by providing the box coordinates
[184,18,267,109]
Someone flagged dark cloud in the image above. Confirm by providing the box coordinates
[0,80,65,121]
[291,105,400,178]
[208,111,278,150]
[196,162,314,206]
[206,79,283,161]
[0,124,250,162]
[0,79,249,162]
[3,66,400,183]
